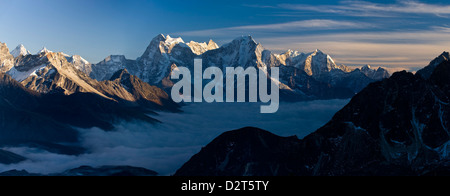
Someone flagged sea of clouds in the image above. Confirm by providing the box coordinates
[0,99,349,175]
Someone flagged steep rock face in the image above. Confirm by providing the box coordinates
[138,34,196,84]
[175,56,450,176]
[99,69,179,111]
[0,43,14,72]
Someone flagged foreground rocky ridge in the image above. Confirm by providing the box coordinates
[175,54,450,176]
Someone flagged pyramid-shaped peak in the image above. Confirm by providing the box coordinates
[38,47,52,54]
[208,39,216,45]
[207,39,219,49]
[15,44,26,50]
[11,44,31,58]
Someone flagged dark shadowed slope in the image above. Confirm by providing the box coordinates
[175,127,303,176]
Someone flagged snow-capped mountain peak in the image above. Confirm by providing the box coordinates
[238,35,257,44]
[38,47,52,55]
[283,49,301,58]
[362,65,372,70]
[291,49,342,76]
[207,40,219,50]
[10,44,31,58]
[358,65,390,81]
[165,35,184,46]
[69,55,89,65]
[67,54,92,75]
[187,40,219,55]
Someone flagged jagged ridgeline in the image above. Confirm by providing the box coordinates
[3,35,385,102]
[2,35,390,104]
[86,35,389,101]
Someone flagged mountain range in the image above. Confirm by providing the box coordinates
[175,52,450,176]
[84,35,390,101]
[0,40,184,155]
[1,35,389,102]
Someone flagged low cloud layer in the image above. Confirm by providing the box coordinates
[0,100,349,175]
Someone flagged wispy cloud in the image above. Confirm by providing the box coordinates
[180,19,373,36]
[278,0,450,17]
[259,27,450,68]
[178,1,450,71]
[233,19,373,30]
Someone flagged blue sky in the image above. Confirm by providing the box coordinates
[1,0,450,71]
